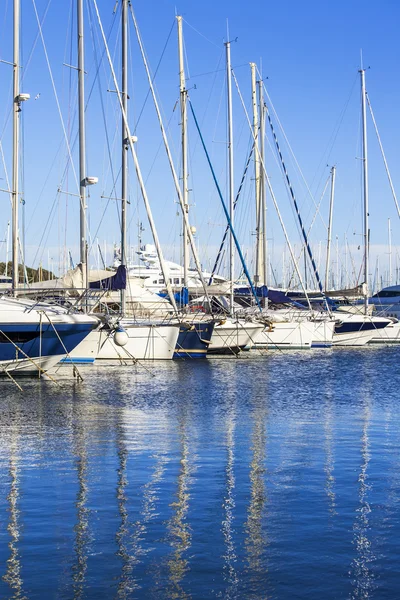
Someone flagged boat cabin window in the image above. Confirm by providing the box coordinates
[158,279,164,284]
[373,290,400,298]
[174,278,180,285]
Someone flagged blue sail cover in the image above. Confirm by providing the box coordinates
[267,289,294,304]
[89,265,127,291]
[158,286,189,306]
[235,285,269,298]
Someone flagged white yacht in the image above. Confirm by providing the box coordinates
[0,296,98,373]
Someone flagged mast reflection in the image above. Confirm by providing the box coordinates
[244,402,267,575]
[324,390,337,517]
[72,419,90,600]
[350,397,375,598]
[222,408,238,592]
[115,410,169,596]
[2,430,27,600]
[166,415,192,599]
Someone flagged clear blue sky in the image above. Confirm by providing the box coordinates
[0,0,399,286]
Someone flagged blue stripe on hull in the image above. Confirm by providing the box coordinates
[311,342,332,348]
[334,321,387,334]
[0,322,94,363]
[59,357,95,364]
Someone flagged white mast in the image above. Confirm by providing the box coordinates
[250,62,260,286]
[92,0,178,313]
[5,221,10,277]
[360,67,369,314]
[130,8,211,307]
[258,77,267,289]
[388,217,392,286]
[12,0,21,294]
[121,0,128,314]
[177,16,189,289]
[325,165,336,291]
[78,0,87,293]
[226,39,234,314]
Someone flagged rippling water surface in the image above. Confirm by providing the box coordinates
[0,348,399,599]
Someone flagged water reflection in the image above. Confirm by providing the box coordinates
[165,413,192,599]
[222,406,238,594]
[115,421,132,598]
[244,401,268,576]
[2,429,27,600]
[0,352,399,598]
[72,418,90,599]
[350,396,375,599]
[324,389,337,518]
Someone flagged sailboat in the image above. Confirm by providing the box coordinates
[330,67,390,345]
[66,0,180,362]
[0,0,98,375]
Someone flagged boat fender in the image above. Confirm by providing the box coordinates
[114,326,128,347]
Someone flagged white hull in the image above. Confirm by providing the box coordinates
[369,321,400,344]
[209,320,264,353]
[255,320,313,350]
[333,314,391,346]
[311,320,335,348]
[74,322,180,361]
[60,334,100,364]
[333,328,376,346]
[0,354,66,374]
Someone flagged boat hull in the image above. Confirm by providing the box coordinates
[254,320,313,350]
[174,321,214,359]
[92,322,180,360]
[208,320,264,354]
[0,321,97,373]
[333,315,390,346]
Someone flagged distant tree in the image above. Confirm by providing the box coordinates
[0,262,55,283]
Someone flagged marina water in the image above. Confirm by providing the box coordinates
[0,348,399,598]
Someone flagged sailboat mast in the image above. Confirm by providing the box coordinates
[177,16,189,289]
[12,0,21,294]
[258,77,267,290]
[325,165,336,291]
[78,0,87,292]
[121,0,128,313]
[226,40,234,314]
[388,217,392,286]
[250,63,260,286]
[360,68,369,314]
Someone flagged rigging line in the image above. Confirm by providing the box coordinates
[31,0,81,196]
[188,99,262,311]
[287,171,331,288]
[209,139,255,283]
[64,0,75,271]
[182,18,221,48]
[130,4,213,310]
[311,74,359,194]
[31,191,60,268]
[261,83,325,223]
[130,14,176,133]
[22,0,52,81]
[366,92,400,219]
[0,0,52,143]
[93,0,179,315]
[191,47,224,159]
[265,103,324,294]
[230,69,313,310]
[86,0,121,252]
[187,63,248,80]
